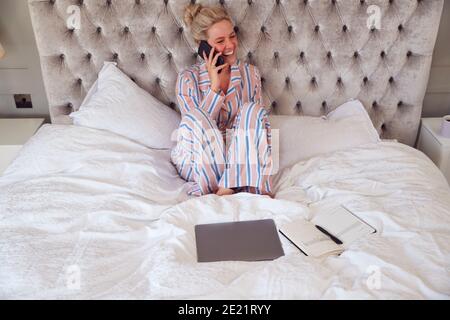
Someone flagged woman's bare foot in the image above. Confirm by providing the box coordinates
[216,187,234,196]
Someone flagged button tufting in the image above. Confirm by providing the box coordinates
[28,0,443,142]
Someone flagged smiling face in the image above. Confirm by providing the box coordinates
[206,19,238,65]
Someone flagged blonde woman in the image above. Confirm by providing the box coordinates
[171,3,273,197]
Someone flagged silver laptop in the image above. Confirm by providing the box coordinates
[194,219,285,262]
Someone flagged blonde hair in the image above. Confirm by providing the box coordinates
[184,3,233,43]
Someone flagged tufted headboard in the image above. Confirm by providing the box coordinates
[28,0,443,146]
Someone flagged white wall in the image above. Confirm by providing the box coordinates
[0,0,449,120]
[0,0,49,120]
[423,0,450,117]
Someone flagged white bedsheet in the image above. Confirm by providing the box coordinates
[0,124,449,299]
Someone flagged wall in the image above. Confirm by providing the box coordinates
[423,0,450,117]
[0,0,49,120]
[0,0,449,120]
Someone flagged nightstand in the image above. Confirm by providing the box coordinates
[417,117,450,185]
[0,118,45,175]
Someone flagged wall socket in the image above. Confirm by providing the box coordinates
[14,94,33,108]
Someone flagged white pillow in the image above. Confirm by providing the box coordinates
[269,99,380,173]
[70,62,180,149]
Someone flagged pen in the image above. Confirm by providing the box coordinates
[315,225,343,245]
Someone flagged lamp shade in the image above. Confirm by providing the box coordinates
[0,42,5,59]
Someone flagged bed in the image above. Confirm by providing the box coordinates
[0,0,448,299]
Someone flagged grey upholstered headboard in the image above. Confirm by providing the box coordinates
[28,0,443,146]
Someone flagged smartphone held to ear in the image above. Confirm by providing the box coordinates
[198,40,226,73]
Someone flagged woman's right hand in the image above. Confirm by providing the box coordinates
[202,46,228,94]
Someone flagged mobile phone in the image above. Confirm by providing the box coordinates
[198,40,225,73]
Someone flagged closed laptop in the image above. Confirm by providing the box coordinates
[195,219,285,262]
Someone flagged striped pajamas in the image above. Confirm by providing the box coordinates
[171,59,273,196]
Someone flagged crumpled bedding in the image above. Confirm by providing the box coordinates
[0,124,449,299]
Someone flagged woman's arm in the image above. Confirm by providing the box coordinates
[176,70,225,121]
[251,66,263,107]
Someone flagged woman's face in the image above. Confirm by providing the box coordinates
[206,19,238,65]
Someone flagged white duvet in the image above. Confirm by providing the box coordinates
[0,124,449,299]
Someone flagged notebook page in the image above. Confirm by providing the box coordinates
[280,219,342,258]
[312,205,375,246]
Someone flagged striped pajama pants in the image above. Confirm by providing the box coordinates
[171,102,273,196]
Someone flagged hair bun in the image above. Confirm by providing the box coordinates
[184,3,202,27]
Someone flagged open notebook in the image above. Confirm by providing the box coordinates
[279,205,376,258]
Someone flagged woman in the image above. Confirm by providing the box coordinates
[171,3,273,197]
